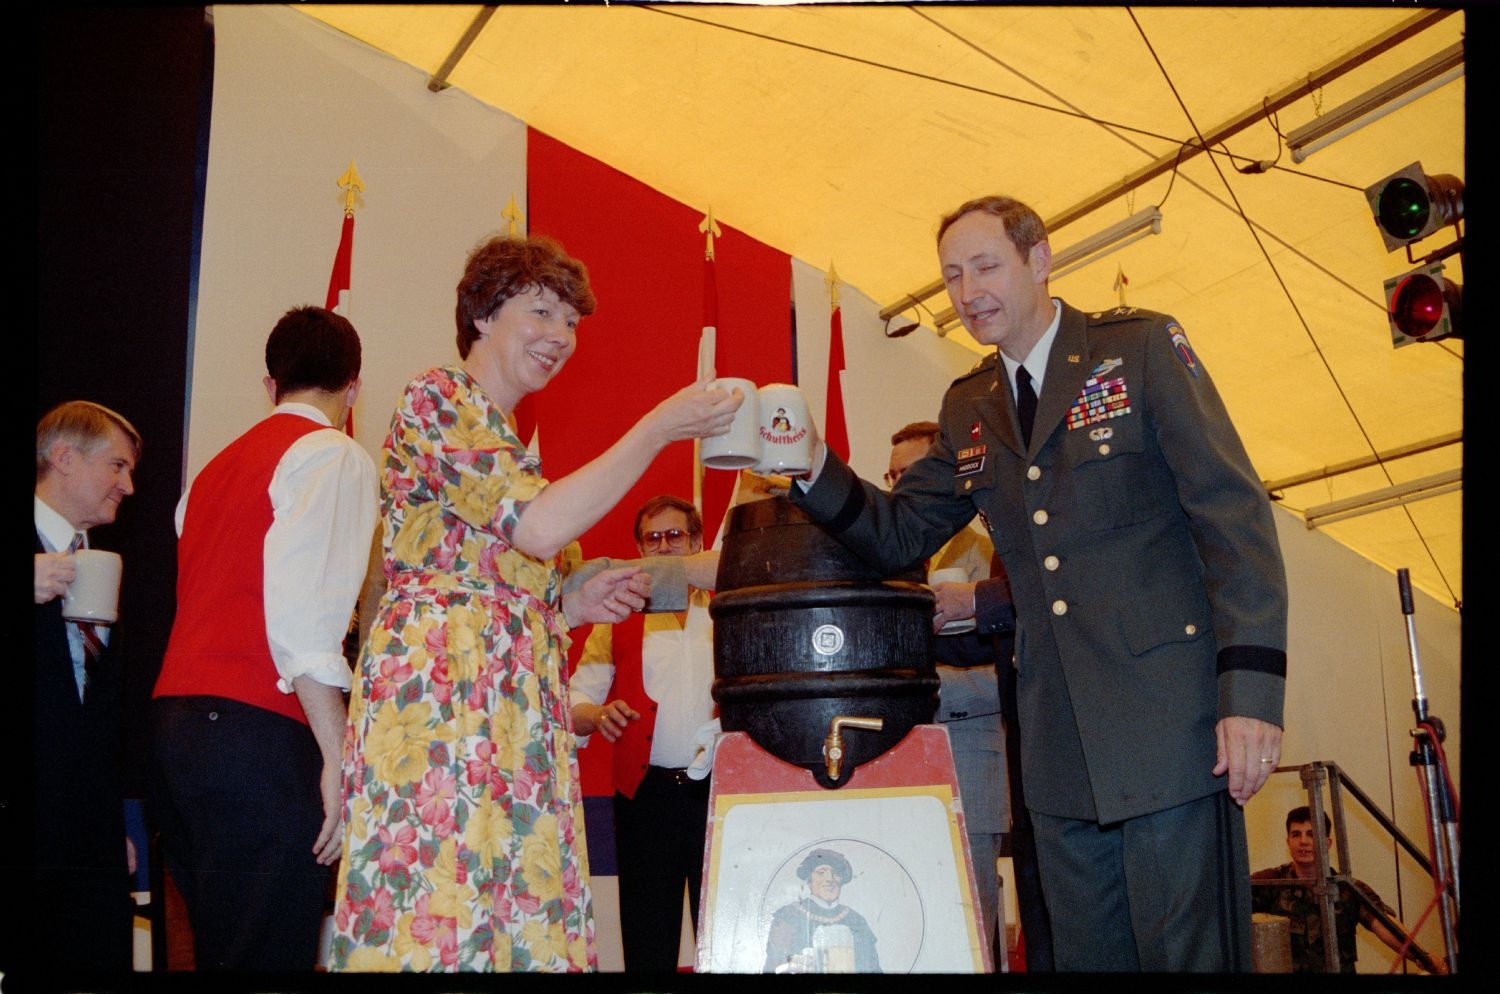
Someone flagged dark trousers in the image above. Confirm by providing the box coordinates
[151,696,328,971]
[614,766,711,972]
[999,657,1052,971]
[1031,790,1252,972]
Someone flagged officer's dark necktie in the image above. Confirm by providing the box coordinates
[1016,365,1037,449]
[67,532,104,700]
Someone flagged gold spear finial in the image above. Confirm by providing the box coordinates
[1113,263,1130,308]
[502,194,525,239]
[825,261,842,310]
[336,161,365,219]
[699,207,722,261]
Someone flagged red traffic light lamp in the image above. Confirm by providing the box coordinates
[1384,262,1461,348]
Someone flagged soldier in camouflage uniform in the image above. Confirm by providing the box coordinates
[1251,806,1445,973]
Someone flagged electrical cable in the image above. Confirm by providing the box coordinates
[1127,7,1457,606]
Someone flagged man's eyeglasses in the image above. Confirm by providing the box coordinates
[639,528,693,549]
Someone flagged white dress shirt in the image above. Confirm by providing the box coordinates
[176,402,377,693]
[35,495,108,699]
[998,298,1063,400]
[570,588,717,769]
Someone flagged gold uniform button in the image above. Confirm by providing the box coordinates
[964,479,973,491]
[1098,443,1111,456]
[1044,555,1059,571]
[1052,600,1068,616]
[1032,509,1048,525]
[1027,465,1041,481]
[1185,624,1197,636]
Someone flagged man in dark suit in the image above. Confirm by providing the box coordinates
[790,195,1287,971]
[29,400,142,974]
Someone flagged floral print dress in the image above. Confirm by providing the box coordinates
[330,366,594,972]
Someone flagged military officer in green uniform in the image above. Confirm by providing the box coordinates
[789,195,1287,971]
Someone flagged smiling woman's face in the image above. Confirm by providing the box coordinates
[470,285,580,411]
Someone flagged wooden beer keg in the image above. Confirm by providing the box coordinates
[711,496,938,788]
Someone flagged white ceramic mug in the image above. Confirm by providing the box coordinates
[62,548,123,624]
[753,383,812,475]
[927,566,976,635]
[701,377,762,469]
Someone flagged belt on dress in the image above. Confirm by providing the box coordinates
[385,569,567,642]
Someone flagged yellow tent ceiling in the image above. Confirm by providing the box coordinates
[296,3,1465,606]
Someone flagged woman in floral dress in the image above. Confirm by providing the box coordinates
[330,234,741,971]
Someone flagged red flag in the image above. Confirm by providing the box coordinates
[325,214,353,315]
[823,297,850,462]
[512,394,538,454]
[324,213,356,437]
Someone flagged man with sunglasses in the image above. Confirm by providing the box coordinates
[570,494,717,972]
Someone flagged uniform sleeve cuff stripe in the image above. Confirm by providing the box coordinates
[1217,645,1286,677]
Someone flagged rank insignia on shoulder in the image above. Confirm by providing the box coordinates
[1112,306,1138,317]
[1167,322,1199,377]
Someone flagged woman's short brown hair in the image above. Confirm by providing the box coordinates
[454,234,597,358]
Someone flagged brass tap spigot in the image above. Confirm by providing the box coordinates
[823,715,884,781]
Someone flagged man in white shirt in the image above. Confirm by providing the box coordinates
[570,495,717,972]
[151,306,377,970]
[29,400,141,974]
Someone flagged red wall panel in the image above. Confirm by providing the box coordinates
[527,129,793,795]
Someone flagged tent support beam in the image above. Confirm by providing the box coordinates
[428,6,498,93]
[881,7,1459,321]
[1263,430,1462,493]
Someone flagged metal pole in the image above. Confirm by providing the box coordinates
[1398,568,1459,972]
[1301,763,1341,973]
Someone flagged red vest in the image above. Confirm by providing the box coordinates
[608,611,655,798]
[154,413,328,724]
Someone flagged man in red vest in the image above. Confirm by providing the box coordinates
[571,495,717,972]
[152,306,377,970]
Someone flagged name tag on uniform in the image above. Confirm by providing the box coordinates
[955,445,987,477]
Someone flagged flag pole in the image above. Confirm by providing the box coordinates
[822,261,850,463]
[328,160,364,436]
[695,207,721,516]
[501,193,538,448]
[1114,262,1130,308]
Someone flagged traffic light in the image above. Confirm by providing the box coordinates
[1365,163,1462,347]
[1384,261,1461,348]
[1364,162,1464,253]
